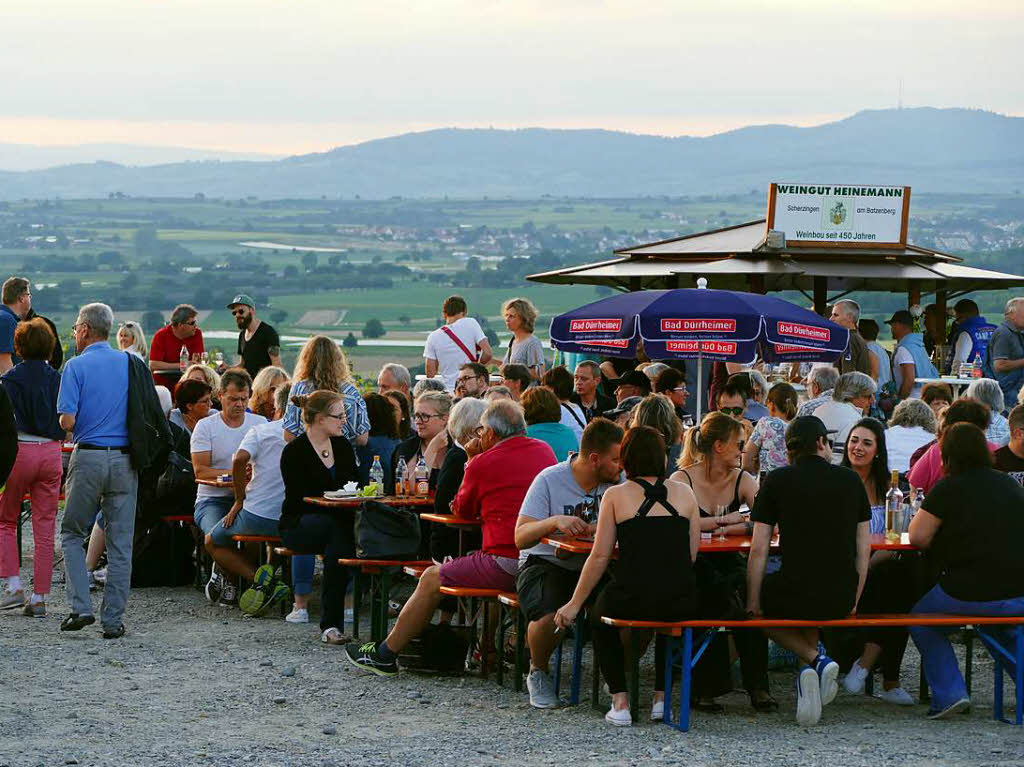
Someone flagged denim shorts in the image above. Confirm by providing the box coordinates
[193,496,234,536]
[208,509,280,546]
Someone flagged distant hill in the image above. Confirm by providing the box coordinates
[0,142,281,172]
[0,108,1021,199]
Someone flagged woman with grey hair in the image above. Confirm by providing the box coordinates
[966,378,1011,447]
[812,372,877,460]
[412,377,447,398]
[885,399,937,474]
[431,397,488,563]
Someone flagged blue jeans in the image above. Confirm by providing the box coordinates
[194,496,234,536]
[910,584,1024,710]
[207,510,280,546]
[292,555,316,598]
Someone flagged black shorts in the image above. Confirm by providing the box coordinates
[761,572,855,622]
[515,556,584,623]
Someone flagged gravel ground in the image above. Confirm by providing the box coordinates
[2,536,1022,767]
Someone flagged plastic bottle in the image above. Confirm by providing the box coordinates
[884,469,903,543]
[394,456,408,497]
[369,455,384,493]
[179,345,188,370]
[414,456,429,496]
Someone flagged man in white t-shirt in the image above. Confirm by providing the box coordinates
[424,295,493,390]
[191,368,267,604]
[205,384,288,592]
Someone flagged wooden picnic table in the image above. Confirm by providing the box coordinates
[541,532,916,555]
[419,512,482,526]
[304,495,436,509]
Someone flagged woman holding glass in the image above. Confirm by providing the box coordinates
[669,412,773,711]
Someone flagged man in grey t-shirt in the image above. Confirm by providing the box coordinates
[513,418,623,709]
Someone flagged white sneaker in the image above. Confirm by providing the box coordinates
[605,705,632,727]
[843,660,869,694]
[526,669,559,709]
[796,667,822,726]
[285,607,309,624]
[0,588,25,610]
[877,687,915,706]
[650,699,665,721]
[92,567,107,585]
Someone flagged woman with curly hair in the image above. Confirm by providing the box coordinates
[502,297,545,383]
[283,335,368,447]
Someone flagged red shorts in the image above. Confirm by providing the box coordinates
[438,551,517,592]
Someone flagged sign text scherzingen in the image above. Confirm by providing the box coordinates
[767,183,910,247]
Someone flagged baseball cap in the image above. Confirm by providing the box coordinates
[602,396,643,419]
[784,416,837,452]
[609,370,652,393]
[884,309,913,327]
[227,294,256,310]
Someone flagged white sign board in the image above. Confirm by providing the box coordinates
[767,183,910,247]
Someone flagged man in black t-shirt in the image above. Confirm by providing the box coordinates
[228,295,281,380]
[994,404,1024,486]
[747,416,872,726]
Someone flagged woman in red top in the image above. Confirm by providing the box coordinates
[345,399,557,677]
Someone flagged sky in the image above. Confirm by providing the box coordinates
[2,0,1021,155]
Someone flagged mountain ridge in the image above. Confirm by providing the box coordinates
[0,107,1020,199]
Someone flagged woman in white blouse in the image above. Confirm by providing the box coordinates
[885,398,937,474]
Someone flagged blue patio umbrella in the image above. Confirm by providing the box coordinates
[549,281,850,420]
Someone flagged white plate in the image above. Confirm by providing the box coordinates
[323,490,359,499]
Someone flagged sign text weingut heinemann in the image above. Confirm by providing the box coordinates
[767,183,910,247]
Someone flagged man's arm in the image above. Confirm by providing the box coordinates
[477,339,493,366]
[268,346,282,369]
[868,348,879,381]
[898,362,916,398]
[191,450,222,481]
[59,413,76,432]
[745,522,773,616]
[225,449,252,524]
[0,353,12,375]
[852,520,871,612]
[424,357,439,378]
[514,513,588,549]
[149,358,180,372]
[993,357,1024,373]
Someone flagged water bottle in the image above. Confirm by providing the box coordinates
[414,456,429,496]
[369,455,384,493]
[394,456,408,497]
[179,345,188,370]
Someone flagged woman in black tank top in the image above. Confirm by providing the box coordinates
[555,427,702,726]
[669,412,776,712]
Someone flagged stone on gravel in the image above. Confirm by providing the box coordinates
[259,659,273,667]
[273,697,286,705]
[322,726,337,735]
[281,667,296,677]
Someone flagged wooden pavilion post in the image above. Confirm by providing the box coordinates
[749,274,766,295]
[813,277,828,316]
[907,281,921,309]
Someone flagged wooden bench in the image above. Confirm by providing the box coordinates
[338,558,434,642]
[601,614,1024,731]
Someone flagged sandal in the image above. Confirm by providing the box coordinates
[320,627,350,645]
[750,692,779,712]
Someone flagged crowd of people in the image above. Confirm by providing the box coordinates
[0,282,1023,729]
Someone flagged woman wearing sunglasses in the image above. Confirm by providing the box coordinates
[670,411,775,712]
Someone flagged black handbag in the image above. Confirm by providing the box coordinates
[354,500,421,560]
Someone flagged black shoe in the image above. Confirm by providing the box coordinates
[60,613,96,632]
[102,624,126,640]
[691,698,725,713]
[344,641,398,676]
[750,692,779,712]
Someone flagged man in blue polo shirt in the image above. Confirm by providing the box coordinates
[57,302,136,639]
[0,276,32,374]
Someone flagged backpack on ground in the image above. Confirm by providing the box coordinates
[398,623,472,673]
[131,520,196,587]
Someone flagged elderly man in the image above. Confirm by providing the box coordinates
[570,360,614,422]
[454,361,489,399]
[797,365,841,418]
[611,370,651,404]
[887,309,938,400]
[0,277,32,374]
[985,297,1024,407]
[345,400,557,676]
[228,294,281,379]
[377,363,411,400]
[830,300,873,378]
[58,304,136,638]
[813,372,877,460]
[149,303,204,387]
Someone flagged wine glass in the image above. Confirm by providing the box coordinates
[715,504,728,540]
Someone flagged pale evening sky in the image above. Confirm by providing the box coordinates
[2,0,1020,155]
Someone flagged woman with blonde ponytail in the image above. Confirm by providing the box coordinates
[669,411,775,712]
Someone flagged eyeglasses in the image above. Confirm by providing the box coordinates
[473,425,486,438]
[455,375,482,385]
[72,321,89,331]
[670,387,687,393]
[413,412,443,422]
[231,309,248,316]
[324,412,346,421]
[183,319,198,326]
[720,406,745,416]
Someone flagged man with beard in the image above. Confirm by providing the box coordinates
[228,295,281,380]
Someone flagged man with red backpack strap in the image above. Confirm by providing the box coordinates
[423,295,493,392]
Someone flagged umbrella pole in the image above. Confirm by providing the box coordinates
[696,352,703,424]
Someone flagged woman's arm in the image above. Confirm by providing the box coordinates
[852,520,872,612]
[909,508,942,549]
[745,522,773,616]
[554,489,618,628]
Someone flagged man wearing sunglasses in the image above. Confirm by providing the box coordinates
[228,294,281,380]
[149,303,204,387]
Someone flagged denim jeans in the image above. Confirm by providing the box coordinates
[910,584,1024,710]
[60,448,138,630]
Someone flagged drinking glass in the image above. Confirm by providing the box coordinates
[214,351,224,366]
[715,504,728,540]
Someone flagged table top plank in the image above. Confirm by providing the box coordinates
[304,494,435,509]
[540,532,915,555]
